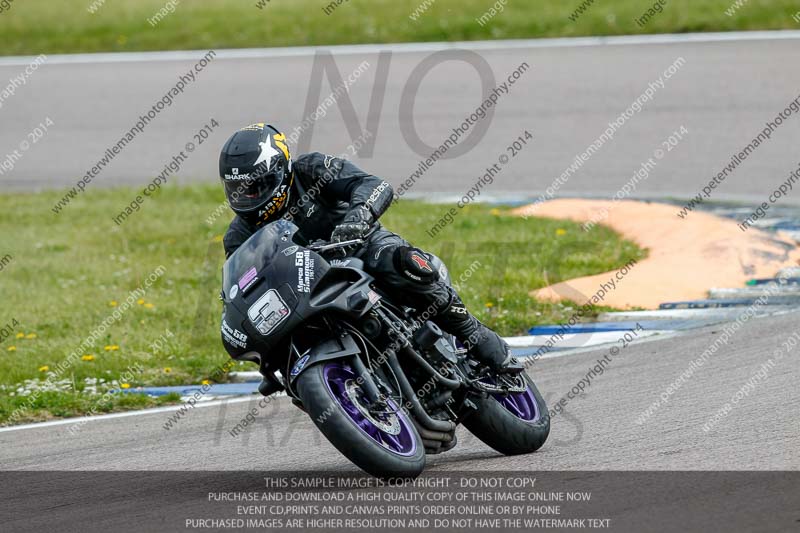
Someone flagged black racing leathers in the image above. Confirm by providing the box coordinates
[222,152,511,370]
[223,152,393,255]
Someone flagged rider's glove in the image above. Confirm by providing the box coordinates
[331,205,374,243]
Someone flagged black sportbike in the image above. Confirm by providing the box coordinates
[221,219,549,478]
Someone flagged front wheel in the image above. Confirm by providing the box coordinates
[463,372,550,455]
[295,360,426,478]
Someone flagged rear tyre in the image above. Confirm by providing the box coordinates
[463,372,550,455]
[295,360,426,478]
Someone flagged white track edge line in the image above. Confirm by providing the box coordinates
[0,396,256,433]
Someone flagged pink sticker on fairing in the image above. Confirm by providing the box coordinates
[238,267,257,289]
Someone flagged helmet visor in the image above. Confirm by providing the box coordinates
[223,166,285,212]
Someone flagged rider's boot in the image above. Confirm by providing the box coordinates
[432,291,523,375]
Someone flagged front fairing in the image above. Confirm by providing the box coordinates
[221,219,331,356]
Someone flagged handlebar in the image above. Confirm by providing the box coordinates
[307,238,364,253]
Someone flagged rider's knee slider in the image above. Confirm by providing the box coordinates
[393,246,439,284]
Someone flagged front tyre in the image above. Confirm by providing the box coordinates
[295,360,426,479]
[463,372,550,455]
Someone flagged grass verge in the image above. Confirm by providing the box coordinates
[0,0,798,56]
[0,184,645,424]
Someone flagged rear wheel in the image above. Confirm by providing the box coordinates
[463,372,550,455]
[295,360,426,478]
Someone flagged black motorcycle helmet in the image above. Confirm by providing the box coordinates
[219,123,293,225]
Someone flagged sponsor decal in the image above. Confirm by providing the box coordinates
[438,263,448,281]
[228,284,239,299]
[258,185,289,220]
[247,289,291,335]
[290,354,311,377]
[330,259,352,267]
[282,245,299,256]
[241,123,265,131]
[403,269,422,282]
[324,154,335,168]
[224,172,252,181]
[238,267,257,290]
[294,250,315,293]
[410,252,433,272]
[367,290,381,304]
[221,318,248,349]
[306,204,316,217]
[242,277,260,294]
[366,181,390,208]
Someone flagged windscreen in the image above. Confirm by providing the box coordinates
[222,219,298,293]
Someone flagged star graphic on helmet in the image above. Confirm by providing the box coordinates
[254,134,280,167]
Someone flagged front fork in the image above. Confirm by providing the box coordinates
[348,352,381,404]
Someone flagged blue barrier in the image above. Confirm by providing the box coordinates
[529,320,674,334]
[767,220,800,231]
[746,277,800,286]
[659,297,800,309]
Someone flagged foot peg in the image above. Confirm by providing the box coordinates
[258,376,283,397]
[495,356,524,375]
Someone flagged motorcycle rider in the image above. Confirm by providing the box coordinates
[219,123,520,374]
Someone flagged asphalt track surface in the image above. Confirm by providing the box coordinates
[2,310,797,471]
[1,311,798,532]
[2,33,800,205]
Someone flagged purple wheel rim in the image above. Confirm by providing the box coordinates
[488,377,540,422]
[322,361,417,457]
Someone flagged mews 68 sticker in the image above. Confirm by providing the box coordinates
[295,250,315,293]
[221,318,248,349]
